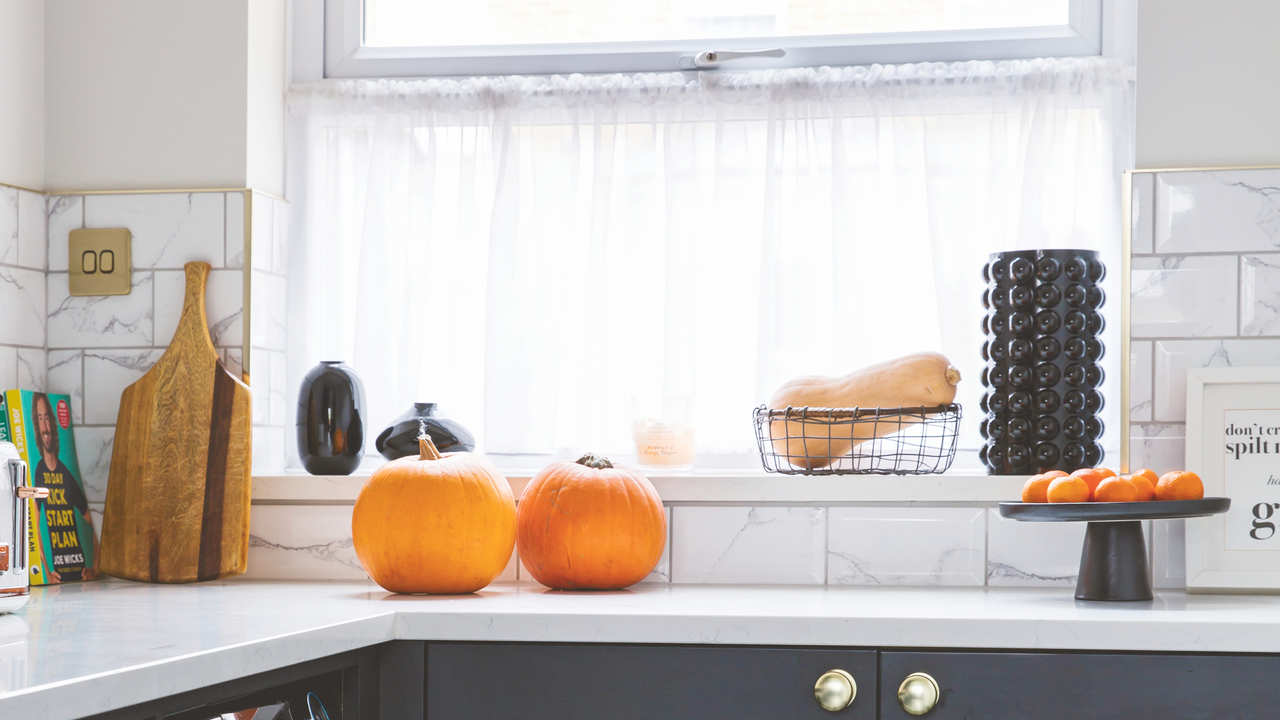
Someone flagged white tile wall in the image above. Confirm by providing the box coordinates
[47,349,83,423]
[74,426,114,504]
[249,193,291,473]
[1130,172,1154,255]
[1131,255,1238,337]
[227,192,245,269]
[0,347,16,389]
[244,504,367,581]
[252,425,287,474]
[250,270,286,351]
[82,349,162,425]
[1151,518,1186,589]
[85,193,226,269]
[828,507,985,586]
[987,509,1084,586]
[1153,339,1280,422]
[1130,168,1280,591]
[46,195,82,272]
[17,190,45,270]
[152,268,243,347]
[672,506,826,585]
[0,187,17,265]
[1240,254,1280,336]
[47,271,155,348]
[16,347,44,391]
[1130,340,1153,422]
[1155,169,1280,253]
[0,266,46,346]
[1129,423,1186,475]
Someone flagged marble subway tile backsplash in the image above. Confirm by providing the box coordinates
[1130,255,1238,338]
[244,504,366,581]
[827,507,985,586]
[1239,255,1280,336]
[987,509,1084,586]
[1154,169,1280,253]
[84,193,226,269]
[672,506,826,585]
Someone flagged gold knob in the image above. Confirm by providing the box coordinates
[814,669,856,712]
[897,672,940,715]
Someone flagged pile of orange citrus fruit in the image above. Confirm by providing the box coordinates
[1021,468,1204,504]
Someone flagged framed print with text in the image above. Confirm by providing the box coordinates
[1186,367,1280,592]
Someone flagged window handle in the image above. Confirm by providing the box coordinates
[686,48,786,68]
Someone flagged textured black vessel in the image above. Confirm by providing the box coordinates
[297,361,366,475]
[375,402,475,461]
[981,250,1105,474]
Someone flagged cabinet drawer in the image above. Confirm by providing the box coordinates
[880,651,1280,719]
[428,643,876,720]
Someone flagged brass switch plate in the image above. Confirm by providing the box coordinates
[69,228,132,296]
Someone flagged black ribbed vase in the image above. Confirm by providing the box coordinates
[980,250,1105,475]
[297,361,366,475]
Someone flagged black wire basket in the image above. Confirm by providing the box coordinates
[753,404,963,475]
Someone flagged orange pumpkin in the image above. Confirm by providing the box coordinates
[517,454,666,590]
[352,435,515,594]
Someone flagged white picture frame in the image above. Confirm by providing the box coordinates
[1186,367,1280,592]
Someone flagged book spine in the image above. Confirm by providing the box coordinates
[0,393,8,444]
[6,390,27,462]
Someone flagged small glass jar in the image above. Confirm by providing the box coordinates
[631,395,695,472]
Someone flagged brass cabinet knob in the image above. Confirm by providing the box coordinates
[897,672,940,715]
[813,669,857,712]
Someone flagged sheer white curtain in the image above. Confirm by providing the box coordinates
[287,58,1132,467]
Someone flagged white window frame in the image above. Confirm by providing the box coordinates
[318,0,1105,79]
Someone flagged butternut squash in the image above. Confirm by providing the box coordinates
[767,352,961,469]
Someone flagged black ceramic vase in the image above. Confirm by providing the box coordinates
[980,250,1106,475]
[297,361,366,475]
[375,403,475,461]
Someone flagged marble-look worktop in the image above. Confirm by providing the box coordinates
[4,580,1280,719]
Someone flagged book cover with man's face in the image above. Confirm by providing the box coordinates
[7,390,96,585]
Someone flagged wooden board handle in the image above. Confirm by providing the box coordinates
[169,261,217,358]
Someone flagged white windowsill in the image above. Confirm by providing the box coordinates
[252,468,1028,504]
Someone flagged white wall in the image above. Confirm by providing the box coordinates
[0,0,45,189]
[45,0,284,196]
[1136,0,1280,168]
[247,0,286,195]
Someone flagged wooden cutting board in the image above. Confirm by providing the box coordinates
[100,261,252,583]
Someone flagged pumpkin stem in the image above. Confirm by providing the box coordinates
[946,366,962,386]
[575,453,613,470]
[418,427,442,461]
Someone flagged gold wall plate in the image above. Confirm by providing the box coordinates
[70,228,132,296]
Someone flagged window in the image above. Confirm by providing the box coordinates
[293,0,1132,472]
[324,0,1102,77]
[287,58,1132,470]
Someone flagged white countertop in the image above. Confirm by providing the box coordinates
[5,579,1280,719]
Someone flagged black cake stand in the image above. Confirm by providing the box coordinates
[998,498,1231,602]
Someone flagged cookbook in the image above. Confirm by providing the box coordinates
[4,390,98,584]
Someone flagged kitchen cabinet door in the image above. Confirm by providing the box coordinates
[427,642,876,720]
[880,651,1280,719]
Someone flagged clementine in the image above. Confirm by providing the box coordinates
[1094,476,1140,503]
[1047,475,1090,503]
[1070,468,1115,501]
[1131,468,1159,486]
[1126,474,1156,502]
[1022,475,1051,503]
[1156,471,1204,501]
